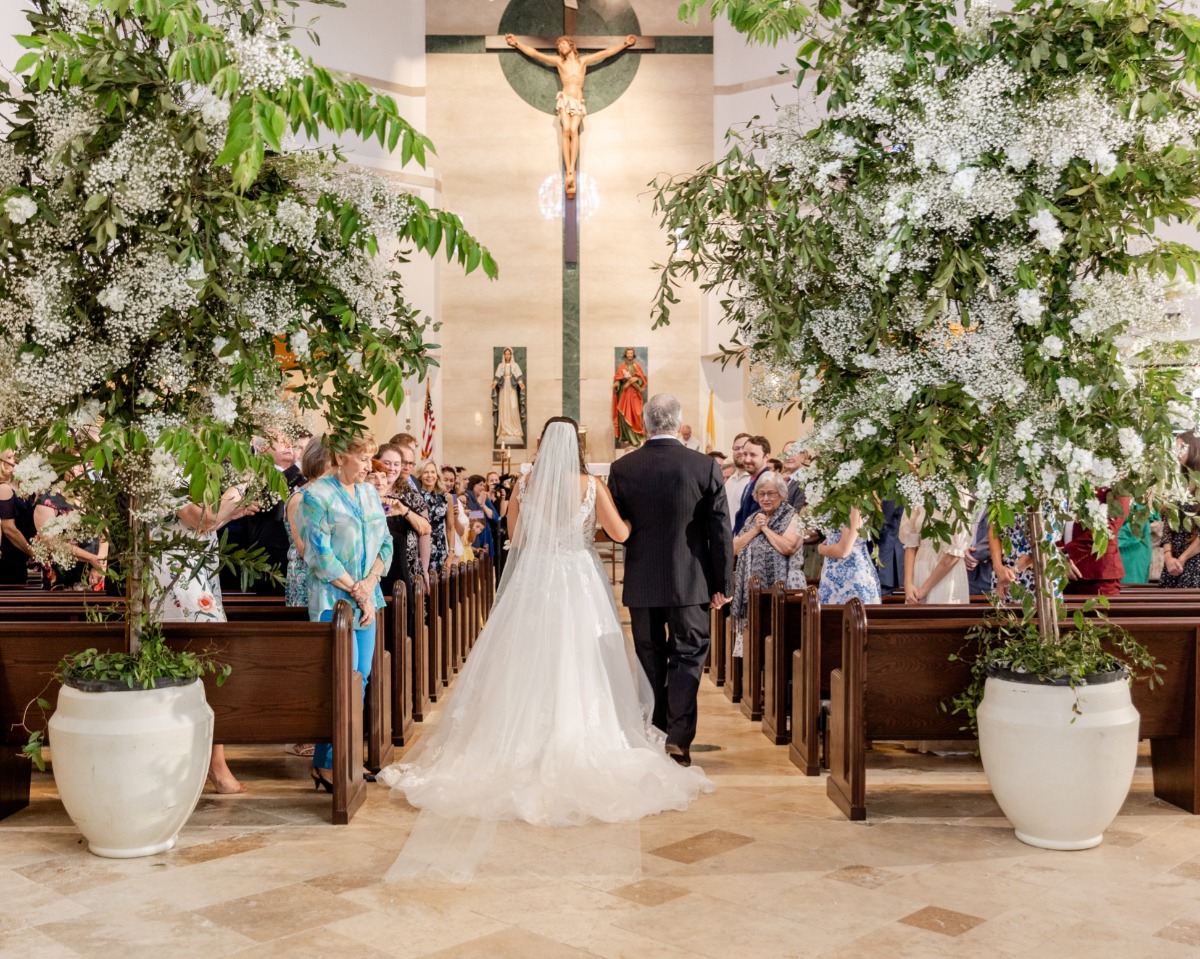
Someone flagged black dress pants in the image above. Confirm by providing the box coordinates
[628,603,710,749]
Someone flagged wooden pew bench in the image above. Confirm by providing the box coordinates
[0,601,367,824]
[825,599,1200,820]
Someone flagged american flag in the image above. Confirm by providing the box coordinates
[420,380,436,460]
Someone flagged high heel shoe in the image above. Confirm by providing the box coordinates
[310,768,334,793]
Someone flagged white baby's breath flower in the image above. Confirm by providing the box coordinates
[4,195,37,224]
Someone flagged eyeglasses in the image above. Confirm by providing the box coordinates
[400,459,415,467]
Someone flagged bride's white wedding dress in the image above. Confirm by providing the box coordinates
[378,424,711,843]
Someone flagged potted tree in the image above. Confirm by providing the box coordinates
[658,0,1200,847]
[2,0,494,857]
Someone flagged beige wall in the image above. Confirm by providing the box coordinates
[427,32,713,467]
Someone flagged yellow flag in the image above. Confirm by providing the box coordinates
[705,390,716,453]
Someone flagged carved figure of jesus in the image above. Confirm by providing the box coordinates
[504,33,637,198]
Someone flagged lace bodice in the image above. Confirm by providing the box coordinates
[516,473,597,550]
[580,474,597,543]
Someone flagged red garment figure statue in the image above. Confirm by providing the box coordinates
[612,348,647,448]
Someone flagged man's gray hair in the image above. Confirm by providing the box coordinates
[644,394,683,436]
[754,470,789,497]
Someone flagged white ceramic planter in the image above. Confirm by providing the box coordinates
[977,671,1139,850]
[48,678,214,858]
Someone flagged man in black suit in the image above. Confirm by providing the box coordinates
[608,394,734,767]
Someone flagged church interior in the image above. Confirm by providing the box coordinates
[4,2,1200,958]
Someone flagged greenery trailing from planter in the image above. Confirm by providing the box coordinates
[0,0,495,743]
[945,595,1165,737]
[661,0,1200,667]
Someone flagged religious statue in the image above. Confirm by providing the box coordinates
[492,346,527,448]
[504,33,637,198]
[612,347,647,448]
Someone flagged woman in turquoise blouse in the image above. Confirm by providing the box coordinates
[300,433,392,789]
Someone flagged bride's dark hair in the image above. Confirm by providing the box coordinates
[539,416,589,475]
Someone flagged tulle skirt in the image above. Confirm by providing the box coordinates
[377,546,712,827]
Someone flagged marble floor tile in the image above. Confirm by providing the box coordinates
[646,828,754,864]
[416,926,602,959]
[1155,917,1200,948]
[898,904,986,937]
[195,880,369,942]
[606,878,690,906]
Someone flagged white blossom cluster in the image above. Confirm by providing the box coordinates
[191,86,232,132]
[748,353,799,409]
[120,447,186,522]
[84,117,189,216]
[98,248,200,350]
[1070,270,1194,346]
[31,91,99,176]
[29,509,83,571]
[270,198,319,248]
[226,22,305,92]
[12,452,59,496]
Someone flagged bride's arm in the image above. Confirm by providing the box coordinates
[595,480,631,544]
[506,480,521,541]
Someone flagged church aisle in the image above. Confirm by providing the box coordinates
[2,679,1200,958]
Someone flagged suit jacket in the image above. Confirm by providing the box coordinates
[608,438,734,608]
[966,512,994,595]
[734,468,767,534]
[1061,490,1130,581]
[786,478,805,513]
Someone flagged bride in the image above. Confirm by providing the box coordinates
[378,416,711,836]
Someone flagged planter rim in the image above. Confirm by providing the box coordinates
[985,663,1130,687]
[63,673,200,694]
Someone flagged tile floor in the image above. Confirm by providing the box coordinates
[4,634,1200,956]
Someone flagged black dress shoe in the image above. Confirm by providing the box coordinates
[665,743,691,767]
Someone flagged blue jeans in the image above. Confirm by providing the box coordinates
[312,609,376,771]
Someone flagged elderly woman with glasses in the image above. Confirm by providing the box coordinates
[729,471,804,656]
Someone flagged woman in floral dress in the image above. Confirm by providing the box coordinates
[816,507,881,605]
[417,461,451,574]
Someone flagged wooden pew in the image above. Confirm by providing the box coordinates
[722,604,741,703]
[164,600,367,823]
[410,577,431,722]
[0,601,367,824]
[739,576,773,722]
[762,583,807,747]
[825,599,1200,820]
[438,567,452,687]
[426,571,443,701]
[385,583,413,748]
[0,621,125,818]
[708,605,726,687]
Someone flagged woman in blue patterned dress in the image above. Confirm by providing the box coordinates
[417,461,451,574]
[301,433,392,790]
[988,503,1064,601]
[816,507,881,605]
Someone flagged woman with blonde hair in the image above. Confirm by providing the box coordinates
[300,432,392,789]
[416,460,451,574]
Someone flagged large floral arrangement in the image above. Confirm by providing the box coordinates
[659,0,1200,564]
[0,0,495,656]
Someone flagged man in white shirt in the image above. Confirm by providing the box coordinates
[723,432,752,529]
[679,424,703,451]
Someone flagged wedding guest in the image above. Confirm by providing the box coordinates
[301,432,393,789]
[418,461,451,574]
[1062,490,1130,596]
[730,472,803,655]
[901,504,972,604]
[767,457,784,474]
[989,506,1065,601]
[241,433,306,595]
[1161,431,1200,589]
[33,473,107,590]
[153,484,256,793]
[733,435,771,534]
[1119,503,1157,585]
[443,463,469,564]
[465,474,496,554]
[377,443,430,596]
[964,506,994,595]
[817,507,881,604]
[285,438,331,608]
[874,499,906,596]
[0,450,36,587]
[709,451,726,467]
[724,433,752,527]
[680,424,703,451]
